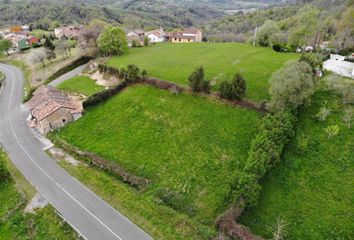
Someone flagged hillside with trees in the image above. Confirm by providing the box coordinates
[205,0,353,53]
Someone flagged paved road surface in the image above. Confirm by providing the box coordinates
[0,63,152,240]
[49,64,87,87]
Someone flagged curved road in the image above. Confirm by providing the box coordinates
[0,64,152,240]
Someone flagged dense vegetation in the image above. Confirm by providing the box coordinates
[108,43,297,101]
[240,90,354,239]
[0,148,78,239]
[205,0,353,53]
[55,85,261,224]
[57,75,104,96]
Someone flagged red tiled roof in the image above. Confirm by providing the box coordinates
[27,86,81,121]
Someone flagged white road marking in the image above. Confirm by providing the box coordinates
[5,67,123,240]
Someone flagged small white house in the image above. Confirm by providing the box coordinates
[146,28,165,43]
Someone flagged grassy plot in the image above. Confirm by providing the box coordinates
[240,91,354,239]
[58,75,105,96]
[55,85,260,225]
[107,42,297,101]
[0,149,78,240]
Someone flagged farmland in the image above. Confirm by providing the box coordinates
[107,42,297,101]
[58,75,104,96]
[55,84,261,228]
[240,91,354,239]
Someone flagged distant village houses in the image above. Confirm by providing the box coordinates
[54,25,82,39]
[2,25,41,52]
[125,27,202,47]
[27,86,83,135]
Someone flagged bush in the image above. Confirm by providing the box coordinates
[45,56,92,84]
[268,61,315,112]
[241,110,296,205]
[324,125,339,139]
[188,66,210,93]
[124,64,140,83]
[299,53,323,72]
[272,43,282,52]
[156,188,196,217]
[83,81,128,109]
[219,73,246,100]
[0,158,10,182]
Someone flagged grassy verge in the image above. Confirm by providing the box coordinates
[52,84,261,232]
[239,91,354,239]
[107,42,298,101]
[58,76,105,96]
[0,148,79,239]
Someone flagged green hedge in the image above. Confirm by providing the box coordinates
[227,111,296,208]
[83,81,129,109]
[45,56,92,84]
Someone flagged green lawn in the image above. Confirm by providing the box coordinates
[55,85,261,225]
[107,43,298,101]
[0,149,78,240]
[240,91,354,239]
[58,75,105,96]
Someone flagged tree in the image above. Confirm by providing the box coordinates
[333,6,354,52]
[299,53,323,72]
[43,36,56,62]
[288,5,320,47]
[0,39,12,56]
[256,20,279,47]
[144,36,149,46]
[97,25,128,56]
[268,60,314,111]
[124,64,140,82]
[78,19,107,56]
[188,66,210,93]
[28,49,46,67]
[219,73,247,100]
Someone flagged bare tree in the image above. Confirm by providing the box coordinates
[28,49,46,67]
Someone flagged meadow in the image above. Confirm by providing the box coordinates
[56,84,261,224]
[0,149,77,239]
[107,42,298,101]
[58,75,105,96]
[240,91,354,239]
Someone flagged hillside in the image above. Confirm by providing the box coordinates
[240,90,354,239]
[0,0,292,30]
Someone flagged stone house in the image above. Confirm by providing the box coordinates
[54,26,82,39]
[27,85,83,135]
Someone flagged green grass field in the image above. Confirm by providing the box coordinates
[240,91,354,239]
[0,149,77,240]
[55,85,261,225]
[58,75,105,96]
[107,43,297,101]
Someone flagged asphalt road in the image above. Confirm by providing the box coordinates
[49,64,87,87]
[0,63,152,240]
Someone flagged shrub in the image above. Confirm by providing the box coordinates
[45,56,92,84]
[296,134,311,154]
[124,64,140,82]
[144,36,149,47]
[324,125,339,139]
[83,81,128,109]
[316,105,331,121]
[268,61,315,112]
[342,107,353,129]
[219,73,246,100]
[299,53,323,72]
[156,188,196,217]
[272,43,282,52]
[241,110,296,205]
[0,158,10,182]
[188,66,210,93]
